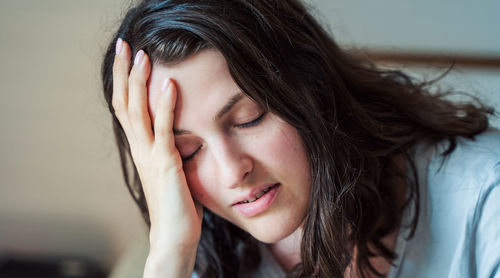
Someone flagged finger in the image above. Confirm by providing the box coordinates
[128,49,154,145]
[112,38,131,111]
[154,78,177,152]
[112,38,132,131]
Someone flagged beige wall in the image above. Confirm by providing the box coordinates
[0,0,498,275]
[0,0,146,271]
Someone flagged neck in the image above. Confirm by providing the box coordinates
[267,225,303,271]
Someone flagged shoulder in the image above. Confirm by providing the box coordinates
[426,128,500,193]
[423,129,500,276]
[392,129,500,277]
[444,128,500,166]
[421,128,500,218]
[454,130,500,277]
[415,128,500,214]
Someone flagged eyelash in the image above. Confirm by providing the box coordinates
[181,112,266,162]
[234,112,266,128]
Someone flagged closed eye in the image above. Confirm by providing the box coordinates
[235,112,266,128]
[182,112,267,163]
[182,145,201,162]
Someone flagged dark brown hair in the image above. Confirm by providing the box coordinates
[101,0,493,277]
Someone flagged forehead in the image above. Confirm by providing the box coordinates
[148,49,242,130]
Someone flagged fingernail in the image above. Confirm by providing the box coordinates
[115,38,123,56]
[161,78,171,92]
[134,50,145,66]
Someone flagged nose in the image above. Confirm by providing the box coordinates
[212,139,253,189]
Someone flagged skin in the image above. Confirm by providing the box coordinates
[113,39,311,277]
[147,48,312,244]
[113,39,202,277]
[113,39,405,277]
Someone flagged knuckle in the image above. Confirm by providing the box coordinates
[113,108,122,121]
[128,80,141,95]
[114,110,126,124]
[112,58,123,74]
[130,146,147,163]
[129,67,146,85]
[111,97,123,112]
[128,71,137,85]
[154,125,168,138]
[112,59,118,73]
[128,105,145,120]
[112,108,125,122]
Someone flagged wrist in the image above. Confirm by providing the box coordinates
[144,244,198,278]
[149,224,201,252]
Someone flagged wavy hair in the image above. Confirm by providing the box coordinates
[101,0,493,277]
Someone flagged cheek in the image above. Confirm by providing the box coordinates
[183,160,217,207]
[259,119,308,170]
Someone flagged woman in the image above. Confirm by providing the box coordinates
[101,0,500,277]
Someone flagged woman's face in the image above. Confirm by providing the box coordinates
[147,49,311,243]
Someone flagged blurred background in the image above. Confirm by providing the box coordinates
[0,0,498,277]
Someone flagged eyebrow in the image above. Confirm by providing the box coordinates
[173,92,245,135]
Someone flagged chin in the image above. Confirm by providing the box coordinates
[244,217,303,244]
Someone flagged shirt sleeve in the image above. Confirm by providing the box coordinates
[474,163,500,278]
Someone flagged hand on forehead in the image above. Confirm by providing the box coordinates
[147,50,234,125]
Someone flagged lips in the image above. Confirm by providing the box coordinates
[236,186,273,204]
[231,183,279,206]
[232,183,281,217]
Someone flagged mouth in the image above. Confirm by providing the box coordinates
[235,184,276,204]
[232,183,281,217]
